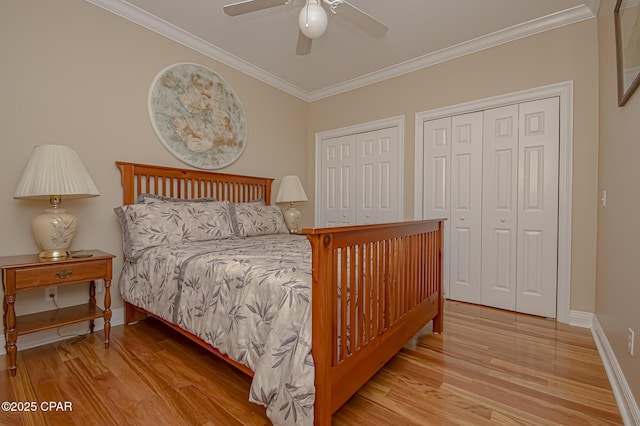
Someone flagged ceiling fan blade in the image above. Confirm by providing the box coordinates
[340,1,388,39]
[223,0,287,17]
[296,30,312,56]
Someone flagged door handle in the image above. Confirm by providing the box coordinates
[500,218,506,223]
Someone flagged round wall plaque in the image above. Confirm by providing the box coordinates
[148,63,247,169]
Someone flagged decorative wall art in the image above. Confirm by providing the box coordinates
[148,63,247,169]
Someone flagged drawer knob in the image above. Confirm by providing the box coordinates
[55,269,74,279]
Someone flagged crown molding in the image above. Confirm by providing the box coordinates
[86,1,596,103]
[308,4,596,101]
[584,0,601,16]
[85,0,309,100]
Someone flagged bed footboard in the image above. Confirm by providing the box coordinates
[304,220,444,424]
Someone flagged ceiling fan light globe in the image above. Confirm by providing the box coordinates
[298,3,328,39]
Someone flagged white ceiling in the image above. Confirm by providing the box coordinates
[86,0,599,101]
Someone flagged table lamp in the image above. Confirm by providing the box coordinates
[14,145,100,258]
[276,175,308,233]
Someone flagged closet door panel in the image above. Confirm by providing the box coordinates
[320,135,357,227]
[356,127,399,224]
[422,117,451,297]
[422,118,451,219]
[516,97,559,318]
[481,104,519,310]
[449,112,483,304]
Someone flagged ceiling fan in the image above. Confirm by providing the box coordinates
[223,0,389,56]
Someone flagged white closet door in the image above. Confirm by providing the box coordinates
[481,104,519,310]
[319,135,357,227]
[516,97,559,317]
[449,112,483,304]
[422,118,451,220]
[356,127,400,224]
[419,96,560,317]
[422,117,451,297]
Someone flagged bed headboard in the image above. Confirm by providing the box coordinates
[116,162,274,205]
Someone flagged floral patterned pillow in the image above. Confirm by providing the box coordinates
[114,200,234,260]
[230,202,289,237]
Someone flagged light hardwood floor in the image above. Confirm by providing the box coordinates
[1,301,622,425]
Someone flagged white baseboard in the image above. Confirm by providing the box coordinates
[592,316,640,426]
[0,307,124,356]
[569,310,594,328]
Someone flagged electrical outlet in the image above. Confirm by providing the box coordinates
[45,286,58,302]
[629,328,635,356]
[95,280,104,293]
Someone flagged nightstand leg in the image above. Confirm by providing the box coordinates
[2,293,6,336]
[5,294,17,377]
[89,280,96,333]
[103,279,111,349]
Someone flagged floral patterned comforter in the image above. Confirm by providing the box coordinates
[119,234,315,425]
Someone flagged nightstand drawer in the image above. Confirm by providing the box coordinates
[13,260,108,289]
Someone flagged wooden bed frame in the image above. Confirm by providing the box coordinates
[116,161,444,425]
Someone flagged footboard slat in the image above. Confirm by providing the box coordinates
[349,246,357,355]
[371,241,379,340]
[305,220,443,424]
[339,248,348,363]
[357,243,365,350]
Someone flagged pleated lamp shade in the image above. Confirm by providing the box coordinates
[275,175,308,203]
[14,145,100,258]
[14,145,100,200]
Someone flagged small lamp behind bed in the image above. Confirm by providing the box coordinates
[276,175,308,233]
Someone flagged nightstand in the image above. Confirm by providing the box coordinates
[1,250,115,376]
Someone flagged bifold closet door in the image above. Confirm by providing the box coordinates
[421,97,559,317]
[319,127,401,228]
[356,127,400,225]
[481,104,519,310]
[516,97,559,318]
[319,134,356,227]
[422,117,452,297]
[421,112,484,304]
[480,98,559,316]
[449,112,483,303]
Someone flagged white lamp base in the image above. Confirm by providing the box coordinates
[31,206,77,258]
[283,203,302,233]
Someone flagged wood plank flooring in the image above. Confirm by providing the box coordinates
[1,301,622,425]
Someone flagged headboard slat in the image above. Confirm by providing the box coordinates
[116,162,274,205]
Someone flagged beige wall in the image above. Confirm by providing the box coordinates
[1,0,635,410]
[308,20,600,314]
[597,0,640,406]
[0,0,308,315]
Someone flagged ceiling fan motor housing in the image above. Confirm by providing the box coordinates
[299,1,328,39]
